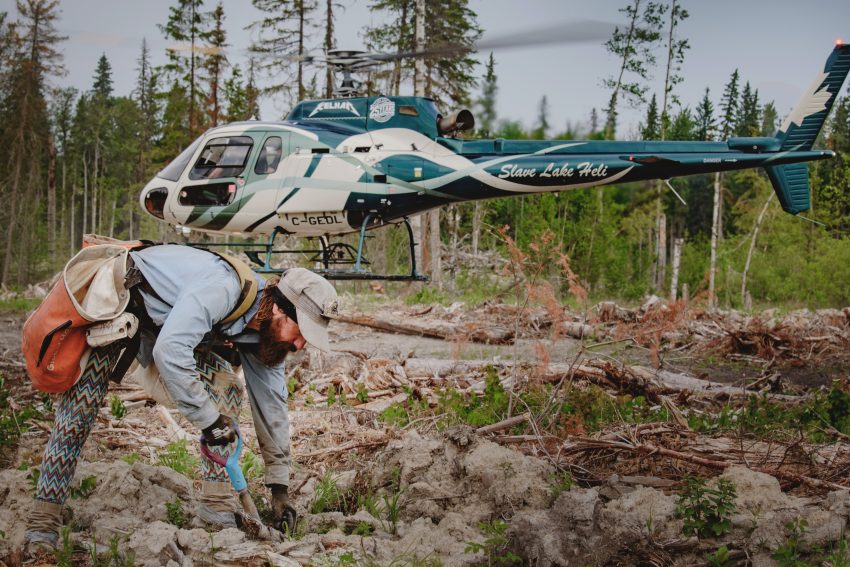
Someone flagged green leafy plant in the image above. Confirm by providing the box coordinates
[106,534,136,567]
[0,375,39,457]
[548,471,573,499]
[676,476,737,538]
[382,488,405,535]
[240,446,265,481]
[772,517,811,567]
[165,497,186,528]
[356,383,369,403]
[109,395,127,419]
[349,521,375,536]
[825,537,850,567]
[357,485,382,518]
[464,519,520,566]
[311,470,343,514]
[54,525,75,567]
[159,439,199,478]
[70,475,97,500]
[121,453,141,466]
[705,545,733,567]
[27,467,40,495]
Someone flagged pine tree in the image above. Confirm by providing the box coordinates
[201,2,228,127]
[641,94,660,140]
[249,0,318,104]
[476,52,497,137]
[92,53,113,99]
[0,0,66,283]
[694,87,715,141]
[760,101,778,136]
[322,0,343,98]
[131,39,159,239]
[602,0,664,139]
[366,0,482,108]
[159,0,207,137]
[735,82,760,136]
[667,107,695,140]
[533,95,549,140]
[718,69,740,139]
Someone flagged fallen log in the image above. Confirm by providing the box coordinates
[564,436,847,492]
[476,413,529,435]
[336,311,515,344]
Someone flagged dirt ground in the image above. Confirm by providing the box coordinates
[3,297,850,567]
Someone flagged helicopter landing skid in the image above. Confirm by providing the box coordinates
[240,215,427,281]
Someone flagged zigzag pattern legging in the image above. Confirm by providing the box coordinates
[36,346,119,505]
[35,347,243,505]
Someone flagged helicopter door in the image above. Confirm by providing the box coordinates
[238,133,292,231]
[172,135,257,229]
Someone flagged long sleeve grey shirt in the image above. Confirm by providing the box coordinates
[129,244,276,429]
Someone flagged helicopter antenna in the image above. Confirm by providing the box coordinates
[664,178,687,206]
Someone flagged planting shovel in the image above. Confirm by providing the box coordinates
[200,427,283,542]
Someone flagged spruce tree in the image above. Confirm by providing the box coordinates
[718,69,740,139]
[366,0,482,108]
[92,53,113,99]
[641,94,660,140]
[760,101,778,136]
[533,95,549,140]
[694,87,715,141]
[735,82,760,137]
[476,52,497,137]
[159,0,207,137]
[201,2,228,127]
[249,0,318,104]
[0,0,66,283]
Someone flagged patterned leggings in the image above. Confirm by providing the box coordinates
[35,346,243,505]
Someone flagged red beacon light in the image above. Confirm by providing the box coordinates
[837,38,844,47]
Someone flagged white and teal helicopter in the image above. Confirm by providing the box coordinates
[140,38,850,280]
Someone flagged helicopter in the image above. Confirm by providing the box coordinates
[139,39,850,280]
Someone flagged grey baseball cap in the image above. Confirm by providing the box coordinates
[276,268,339,352]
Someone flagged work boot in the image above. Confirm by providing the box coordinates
[25,500,62,557]
[269,484,297,534]
[197,480,237,528]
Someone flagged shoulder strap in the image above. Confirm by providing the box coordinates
[210,252,260,325]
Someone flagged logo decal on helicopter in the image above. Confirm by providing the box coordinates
[308,101,361,118]
[498,161,610,179]
[369,97,395,123]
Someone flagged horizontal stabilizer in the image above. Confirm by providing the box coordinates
[765,162,810,214]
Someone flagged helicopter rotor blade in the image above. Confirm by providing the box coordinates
[371,19,616,62]
[167,42,224,56]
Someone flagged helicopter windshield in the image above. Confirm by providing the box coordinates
[189,136,254,180]
[157,137,203,182]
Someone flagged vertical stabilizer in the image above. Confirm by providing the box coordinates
[775,43,850,151]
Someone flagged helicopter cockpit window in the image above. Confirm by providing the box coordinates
[254,136,283,175]
[189,136,253,181]
[158,137,203,182]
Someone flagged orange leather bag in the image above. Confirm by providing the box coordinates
[22,243,133,393]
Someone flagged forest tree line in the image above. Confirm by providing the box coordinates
[1,0,850,309]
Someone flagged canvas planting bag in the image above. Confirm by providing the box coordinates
[22,244,132,393]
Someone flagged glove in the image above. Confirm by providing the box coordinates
[202,414,238,446]
[270,484,297,534]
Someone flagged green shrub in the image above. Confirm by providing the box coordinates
[676,476,737,538]
[158,439,199,478]
[165,498,186,528]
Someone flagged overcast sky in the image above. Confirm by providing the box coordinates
[3,0,849,139]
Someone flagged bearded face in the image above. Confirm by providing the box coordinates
[257,314,297,366]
